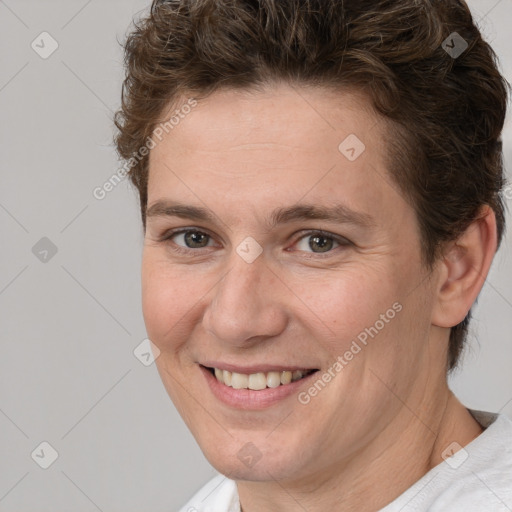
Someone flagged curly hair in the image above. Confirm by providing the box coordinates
[114,0,509,372]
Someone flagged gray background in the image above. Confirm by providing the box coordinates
[0,1,511,511]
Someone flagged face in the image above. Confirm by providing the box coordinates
[142,84,440,483]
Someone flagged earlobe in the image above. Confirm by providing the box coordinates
[432,205,498,328]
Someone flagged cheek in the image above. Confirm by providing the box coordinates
[141,253,201,349]
[292,264,402,357]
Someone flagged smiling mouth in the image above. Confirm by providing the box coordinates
[204,366,319,390]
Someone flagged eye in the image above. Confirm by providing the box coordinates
[162,229,215,253]
[159,228,351,257]
[292,231,349,255]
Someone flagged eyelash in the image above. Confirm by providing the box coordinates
[158,228,351,258]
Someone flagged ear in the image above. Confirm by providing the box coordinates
[431,205,498,328]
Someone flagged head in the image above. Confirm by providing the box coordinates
[115,0,508,482]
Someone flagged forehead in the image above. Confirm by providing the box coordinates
[148,85,387,182]
[152,84,381,156]
[146,83,409,233]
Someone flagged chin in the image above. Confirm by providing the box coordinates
[197,434,307,482]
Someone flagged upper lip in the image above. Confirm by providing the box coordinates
[200,362,319,374]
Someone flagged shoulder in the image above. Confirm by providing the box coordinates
[380,410,512,511]
[433,411,512,511]
[178,474,239,512]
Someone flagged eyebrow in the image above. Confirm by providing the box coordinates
[146,200,376,231]
[146,200,378,233]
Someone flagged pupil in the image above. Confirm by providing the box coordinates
[185,231,208,248]
[310,235,332,253]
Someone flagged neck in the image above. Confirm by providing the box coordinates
[237,382,483,512]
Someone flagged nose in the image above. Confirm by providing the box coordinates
[202,252,288,348]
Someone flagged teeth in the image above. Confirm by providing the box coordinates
[214,368,224,383]
[281,371,292,385]
[292,370,303,382]
[248,373,267,390]
[211,368,314,389]
[231,372,248,389]
[267,371,281,388]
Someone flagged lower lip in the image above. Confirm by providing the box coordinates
[200,365,319,410]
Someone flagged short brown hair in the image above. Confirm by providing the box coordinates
[114,0,509,372]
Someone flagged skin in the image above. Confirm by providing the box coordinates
[141,83,496,512]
